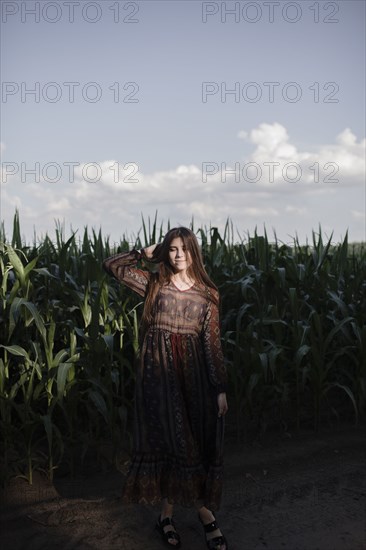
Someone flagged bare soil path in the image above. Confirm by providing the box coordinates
[1,426,365,550]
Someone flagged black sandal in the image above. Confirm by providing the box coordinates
[199,513,228,550]
[155,515,181,548]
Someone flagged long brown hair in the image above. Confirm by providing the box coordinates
[141,227,218,330]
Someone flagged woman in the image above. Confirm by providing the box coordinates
[103,227,228,550]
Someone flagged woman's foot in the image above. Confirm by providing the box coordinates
[198,508,228,550]
[156,514,181,548]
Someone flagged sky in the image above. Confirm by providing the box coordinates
[1,0,365,245]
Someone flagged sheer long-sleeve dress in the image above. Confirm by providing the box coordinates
[103,249,227,510]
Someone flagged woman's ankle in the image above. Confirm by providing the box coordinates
[161,498,174,519]
[198,506,215,523]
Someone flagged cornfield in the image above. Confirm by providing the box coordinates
[0,211,365,484]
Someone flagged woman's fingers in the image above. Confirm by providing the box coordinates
[217,393,228,417]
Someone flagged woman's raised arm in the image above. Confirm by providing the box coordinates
[103,248,150,297]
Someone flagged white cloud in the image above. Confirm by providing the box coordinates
[249,122,297,157]
[285,205,307,216]
[337,128,366,149]
[236,122,365,187]
[351,210,365,220]
[47,197,71,213]
[243,207,279,217]
[1,123,365,243]
[237,130,248,140]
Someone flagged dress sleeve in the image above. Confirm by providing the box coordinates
[202,290,228,394]
[103,249,150,297]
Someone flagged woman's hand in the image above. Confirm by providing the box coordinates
[142,243,160,260]
[217,393,228,418]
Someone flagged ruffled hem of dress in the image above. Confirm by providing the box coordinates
[122,453,223,510]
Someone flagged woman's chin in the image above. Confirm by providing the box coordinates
[172,263,186,272]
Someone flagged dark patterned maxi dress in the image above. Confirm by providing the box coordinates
[103,249,227,510]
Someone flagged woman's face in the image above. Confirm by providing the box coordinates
[168,237,192,273]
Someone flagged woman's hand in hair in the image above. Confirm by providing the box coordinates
[141,242,163,261]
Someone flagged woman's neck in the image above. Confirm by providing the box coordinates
[171,272,194,289]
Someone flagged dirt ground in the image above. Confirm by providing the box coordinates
[0,425,365,550]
